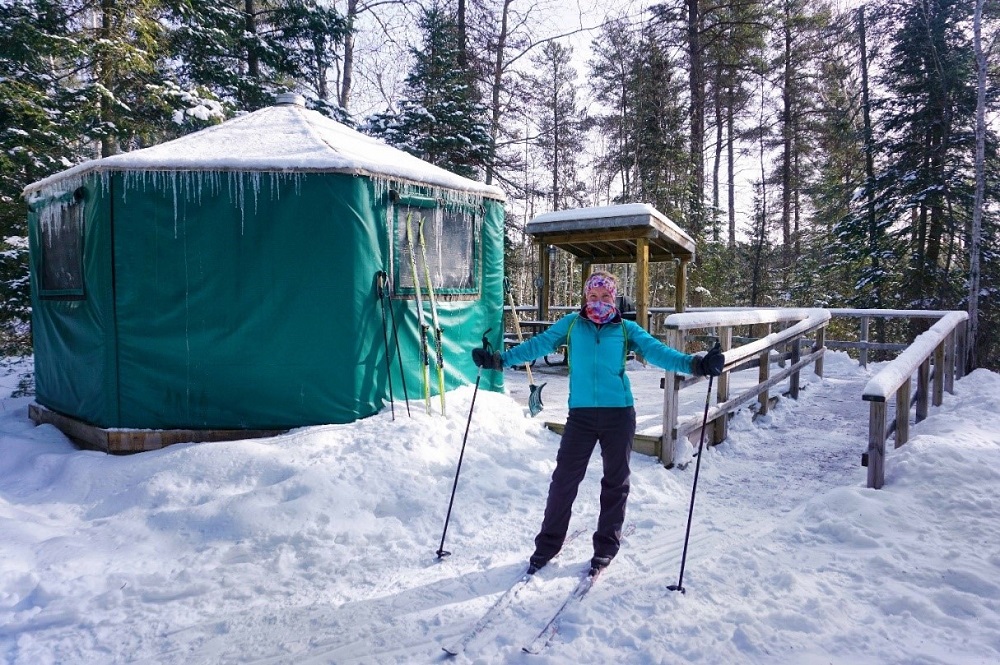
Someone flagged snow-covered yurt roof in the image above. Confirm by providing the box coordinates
[22,94,505,200]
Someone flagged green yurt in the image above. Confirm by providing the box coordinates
[23,94,506,449]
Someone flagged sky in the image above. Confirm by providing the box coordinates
[1,349,998,664]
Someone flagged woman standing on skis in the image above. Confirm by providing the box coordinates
[472,271,724,574]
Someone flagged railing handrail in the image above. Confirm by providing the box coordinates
[826,308,956,319]
[662,307,828,331]
[861,311,969,402]
[661,308,829,372]
[659,308,828,468]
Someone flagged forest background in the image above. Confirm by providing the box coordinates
[1,0,998,390]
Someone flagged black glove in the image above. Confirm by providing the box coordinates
[692,343,724,377]
[472,347,504,370]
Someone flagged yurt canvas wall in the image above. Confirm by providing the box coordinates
[24,99,506,434]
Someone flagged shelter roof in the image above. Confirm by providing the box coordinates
[525,203,696,262]
[23,95,504,200]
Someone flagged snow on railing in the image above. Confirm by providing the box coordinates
[860,311,969,489]
[657,308,830,468]
[826,309,951,368]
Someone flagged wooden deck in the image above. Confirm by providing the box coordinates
[29,403,286,454]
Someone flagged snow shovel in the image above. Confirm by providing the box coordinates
[504,278,545,417]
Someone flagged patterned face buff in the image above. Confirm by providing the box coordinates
[585,300,617,324]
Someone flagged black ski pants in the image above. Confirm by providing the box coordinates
[533,406,635,561]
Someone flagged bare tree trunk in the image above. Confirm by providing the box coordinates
[780,2,792,269]
[99,0,116,157]
[712,88,723,242]
[727,88,736,247]
[858,7,879,309]
[339,0,358,109]
[486,0,514,186]
[552,91,560,210]
[457,0,467,69]
[967,0,987,371]
[754,67,769,306]
[245,0,260,80]
[793,135,800,257]
[687,0,705,238]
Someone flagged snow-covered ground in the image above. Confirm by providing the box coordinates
[1,351,998,664]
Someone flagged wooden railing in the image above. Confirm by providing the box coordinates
[505,305,972,483]
[659,308,830,468]
[509,306,950,370]
[824,309,964,368]
[860,311,969,489]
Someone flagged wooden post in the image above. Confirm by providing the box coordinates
[933,341,945,407]
[660,329,681,467]
[916,358,930,422]
[944,331,955,394]
[955,320,968,379]
[758,323,772,415]
[867,400,887,489]
[675,258,688,313]
[538,242,550,321]
[895,377,910,448]
[713,326,732,444]
[758,353,770,416]
[635,238,650,330]
[776,321,787,368]
[580,261,592,299]
[860,316,870,368]
[790,335,802,399]
[815,325,826,377]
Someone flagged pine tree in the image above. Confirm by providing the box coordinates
[818,9,882,311]
[529,40,588,211]
[631,24,688,218]
[0,0,89,355]
[164,0,347,117]
[772,0,830,276]
[703,0,767,245]
[872,0,982,311]
[590,17,641,202]
[590,18,686,215]
[365,4,491,179]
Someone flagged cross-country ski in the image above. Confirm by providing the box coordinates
[522,564,604,655]
[416,215,447,417]
[404,212,433,415]
[441,530,585,657]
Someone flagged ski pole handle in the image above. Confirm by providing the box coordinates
[375,270,387,299]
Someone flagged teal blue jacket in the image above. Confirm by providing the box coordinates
[502,312,696,408]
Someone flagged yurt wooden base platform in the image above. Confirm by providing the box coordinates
[29,403,285,454]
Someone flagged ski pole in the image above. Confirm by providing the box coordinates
[375,271,395,420]
[436,329,492,559]
[385,275,411,417]
[667,373,716,594]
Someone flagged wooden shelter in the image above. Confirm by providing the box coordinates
[525,204,696,328]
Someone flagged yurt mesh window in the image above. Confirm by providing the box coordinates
[38,191,85,298]
[395,201,477,297]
